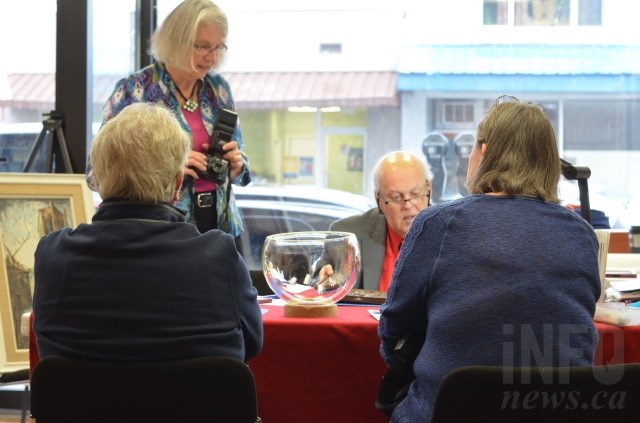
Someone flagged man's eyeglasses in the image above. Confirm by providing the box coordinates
[193,43,228,55]
[496,95,544,112]
[380,192,430,207]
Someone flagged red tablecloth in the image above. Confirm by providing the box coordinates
[594,322,640,365]
[28,308,640,423]
[248,304,388,423]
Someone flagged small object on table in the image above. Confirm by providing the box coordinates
[340,288,387,305]
[316,274,344,294]
[595,302,640,326]
[606,269,638,278]
[606,278,640,302]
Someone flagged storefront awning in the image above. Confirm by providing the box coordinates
[226,71,398,109]
[397,44,640,93]
[0,71,398,111]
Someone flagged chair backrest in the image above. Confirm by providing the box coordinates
[0,368,30,384]
[431,364,640,423]
[30,355,259,423]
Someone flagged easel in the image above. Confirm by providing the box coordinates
[22,111,73,173]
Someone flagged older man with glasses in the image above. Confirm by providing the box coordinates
[330,151,433,292]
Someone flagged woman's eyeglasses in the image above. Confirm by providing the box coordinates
[193,44,228,55]
[496,95,544,112]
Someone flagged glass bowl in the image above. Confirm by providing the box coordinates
[262,231,361,305]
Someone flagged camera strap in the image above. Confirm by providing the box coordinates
[375,336,417,417]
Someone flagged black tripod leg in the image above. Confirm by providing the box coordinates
[24,113,74,173]
[55,126,74,173]
[22,129,50,172]
[44,127,55,173]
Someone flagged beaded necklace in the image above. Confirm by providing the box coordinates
[173,80,199,112]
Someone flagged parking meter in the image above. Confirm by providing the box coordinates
[453,132,476,196]
[422,131,448,202]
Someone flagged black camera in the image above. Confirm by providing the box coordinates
[194,109,238,184]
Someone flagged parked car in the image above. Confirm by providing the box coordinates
[234,185,375,270]
[93,184,375,271]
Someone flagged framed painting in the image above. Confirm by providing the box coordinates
[0,173,95,372]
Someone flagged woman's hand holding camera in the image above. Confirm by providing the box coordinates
[184,150,207,179]
[220,141,245,180]
[184,140,244,181]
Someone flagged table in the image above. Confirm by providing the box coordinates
[247,305,640,423]
[248,304,388,423]
[594,322,640,365]
[27,306,640,422]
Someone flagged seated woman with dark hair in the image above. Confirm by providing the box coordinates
[378,95,601,423]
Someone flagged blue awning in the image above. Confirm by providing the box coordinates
[398,45,640,93]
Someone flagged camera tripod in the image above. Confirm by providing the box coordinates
[22,111,74,173]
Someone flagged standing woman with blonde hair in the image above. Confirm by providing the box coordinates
[95,0,249,253]
[378,96,601,422]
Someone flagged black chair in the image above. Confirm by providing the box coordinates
[30,355,260,423]
[249,269,272,296]
[431,364,640,423]
[0,368,30,423]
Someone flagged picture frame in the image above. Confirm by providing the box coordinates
[0,173,95,372]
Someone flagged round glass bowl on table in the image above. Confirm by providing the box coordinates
[262,231,361,317]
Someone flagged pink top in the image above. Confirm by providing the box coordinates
[184,108,217,193]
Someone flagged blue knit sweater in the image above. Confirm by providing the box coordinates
[379,194,601,423]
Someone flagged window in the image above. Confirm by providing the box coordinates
[0,1,56,122]
[1,0,638,230]
[441,102,475,126]
[483,0,602,26]
[578,0,602,25]
[515,0,570,26]
[320,43,342,54]
[92,0,137,125]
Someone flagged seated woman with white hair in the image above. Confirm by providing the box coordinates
[33,102,263,363]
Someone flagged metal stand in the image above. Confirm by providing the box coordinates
[22,111,73,173]
[561,159,592,225]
